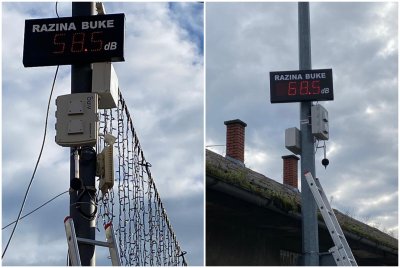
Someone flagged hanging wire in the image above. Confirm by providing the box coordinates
[2,65,60,259]
[55,2,60,18]
[2,190,68,230]
[96,91,187,266]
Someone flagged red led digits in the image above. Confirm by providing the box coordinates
[90,31,103,52]
[53,31,105,54]
[71,33,85,53]
[53,33,66,54]
[300,81,309,95]
[288,82,296,95]
[311,80,320,94]
[287,80,321,96]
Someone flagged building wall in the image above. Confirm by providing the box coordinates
[207,219,285,265]
[206,189,303,266]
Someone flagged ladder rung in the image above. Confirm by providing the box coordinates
[77,237,110,248]
[64,217,121,266]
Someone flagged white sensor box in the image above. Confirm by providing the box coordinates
[55,93,99,147]
[311,104,329,140]
[285,127,301,155]
[92,62,119,109]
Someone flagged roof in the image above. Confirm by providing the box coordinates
[206,149,398,251]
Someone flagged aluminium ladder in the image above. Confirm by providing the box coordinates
[304,171,358,266]
[64,216,121,266]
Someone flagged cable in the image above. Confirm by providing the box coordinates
[2,65,60,259]
[55,2,60,18]
[75,186,98,221]
[2,190,68,230]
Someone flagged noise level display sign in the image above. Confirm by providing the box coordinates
[23,13,125,67]
[269,69,334,103]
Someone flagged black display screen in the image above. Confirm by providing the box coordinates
[23,13,125,67]
[270,69,334,103]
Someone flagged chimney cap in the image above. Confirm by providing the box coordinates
[224,119,247,127]
[282,154,300,160]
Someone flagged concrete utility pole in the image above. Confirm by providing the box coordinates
[298,2,319,266]
[70,2,96,266]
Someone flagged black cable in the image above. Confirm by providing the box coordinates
[2,190,68,230]
[55,2,60,18]
[75,187,98,221]
[2,65,60,259]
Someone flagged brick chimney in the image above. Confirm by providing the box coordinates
[282,155,300,189]
[224,119,247,164]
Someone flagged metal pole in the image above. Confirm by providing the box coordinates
[298,2,319,266]
[70,2,96,266]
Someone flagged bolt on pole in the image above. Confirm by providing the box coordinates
[298,2,319,266]
[70,2,96,266]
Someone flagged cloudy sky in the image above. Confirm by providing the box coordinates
[2,2,203,265]
[2,1,398,266]
[206,2,398,238]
